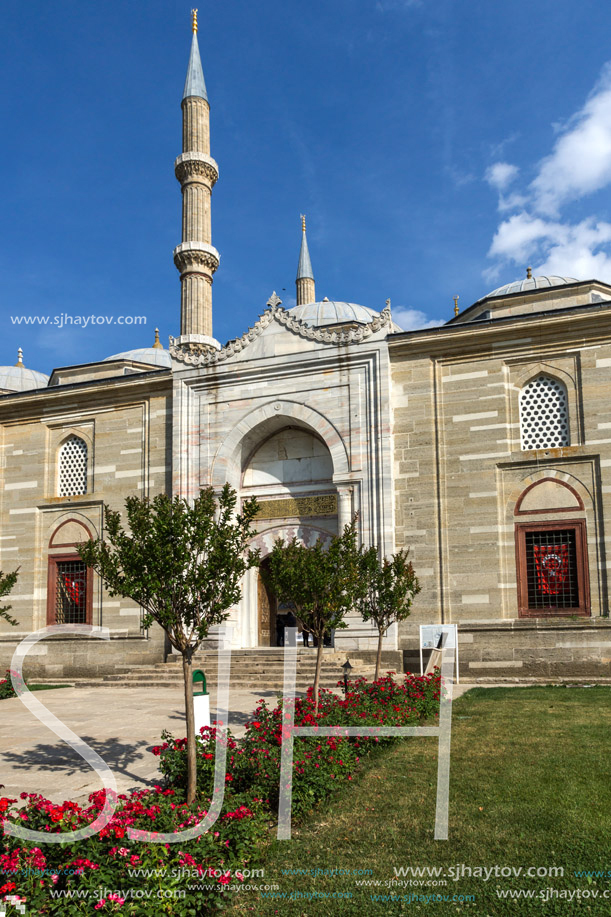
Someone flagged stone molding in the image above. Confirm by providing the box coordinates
[169,293,393,366]
[174,152,219,186]
[173,241,220,275]
[172,333,221,354]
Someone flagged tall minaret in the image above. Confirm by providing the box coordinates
[173,9,221,350]
[296,215,316,306]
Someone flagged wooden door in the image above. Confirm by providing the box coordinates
[257,571,277,645]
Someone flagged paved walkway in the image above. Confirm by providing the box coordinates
[0,684,281,804]
[0,681,511,804]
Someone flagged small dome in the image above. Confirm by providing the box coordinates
[289,300,379,327]
[103,348,172,368]
[0,365,49,393]
[486,275,578,298]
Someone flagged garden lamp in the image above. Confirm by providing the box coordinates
[342,658,352,693]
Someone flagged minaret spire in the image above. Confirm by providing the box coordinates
[173,11,220,351]
[296,215,316,306]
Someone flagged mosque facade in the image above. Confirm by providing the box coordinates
[2,18,611,680]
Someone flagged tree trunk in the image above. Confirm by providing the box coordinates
[182,652,197,805]
[313,637,324,714]
[375,628,384,683]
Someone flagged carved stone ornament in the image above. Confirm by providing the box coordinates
[169,294,393,366]
[173,248,220,274]
[175,159,218,186]
[174,152,219,188]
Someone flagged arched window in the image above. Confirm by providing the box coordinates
[519,375,569,451]
[47,519,93,625]
[58,435,88,496]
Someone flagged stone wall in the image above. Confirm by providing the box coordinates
[390,301,611,671]
[0,372,172,675]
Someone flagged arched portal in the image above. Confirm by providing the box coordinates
[237,426,342,648]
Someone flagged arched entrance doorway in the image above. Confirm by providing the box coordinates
[240,425,341,647]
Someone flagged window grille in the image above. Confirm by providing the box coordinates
[519,375,569,450]
[55,560,88,624]
[524,529,578,611]
[59,435,88,496]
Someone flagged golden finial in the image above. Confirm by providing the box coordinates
[300,213,306,232]
[192,9,198,33]
[14,347,24,368]
[526,266,532,279]
[152,327,163,350]
[453,295,459,317]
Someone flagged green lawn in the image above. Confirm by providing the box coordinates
[26,684,73,691]
[228,687,611,916]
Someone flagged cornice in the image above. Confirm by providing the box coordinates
[169,294,393,366]
[388,301,611,359]
[0,370,171,422]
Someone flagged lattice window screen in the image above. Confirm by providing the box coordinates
[519,375,569,450]
[58,435,88,496]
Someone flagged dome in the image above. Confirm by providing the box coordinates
[103,347,172,368]
[0,365,49,393]
[289,300,379,326]
[486,275,578,298]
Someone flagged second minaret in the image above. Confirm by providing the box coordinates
[173,10,220,348]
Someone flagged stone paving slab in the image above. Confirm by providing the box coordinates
[0,681,520,805]
[0,684,287,805]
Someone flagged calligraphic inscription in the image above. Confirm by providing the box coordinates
[255,493,338,520]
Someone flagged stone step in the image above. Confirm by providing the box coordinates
[101,674,374,684]
[101,669,374,683]
[28,675,347,689]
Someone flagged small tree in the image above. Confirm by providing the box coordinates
[356,547,421,681]
[78,484,259,804]
[264,519,363,713]
[0,568,19,627]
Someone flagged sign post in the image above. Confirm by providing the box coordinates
[419,624,459,684]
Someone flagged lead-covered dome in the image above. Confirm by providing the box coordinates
[289,300,379,327]
[0,350,48,393]
[0,366,49,393]
[103,347,172,368]
[486,275,578,298]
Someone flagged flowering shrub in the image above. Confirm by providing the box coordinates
[155,672,441,817]
[0,785,267,914]
[0,671,440,913]
[0,670,26,701]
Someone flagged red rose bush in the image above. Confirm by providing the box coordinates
[1,671,440,914]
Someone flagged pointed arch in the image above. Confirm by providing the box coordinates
[210,400,349,488]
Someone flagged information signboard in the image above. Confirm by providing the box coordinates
[419,624,459,683]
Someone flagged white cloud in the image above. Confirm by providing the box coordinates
[485,162,519,191]
[485,62,611,284]
[392,307,445,331]
[488,212,611,283]
[535,219,611,280]
[497,191,528,213]
[531,64,611,216]
[488,213,554,262]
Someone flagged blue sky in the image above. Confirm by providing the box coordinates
[2,0,611,375]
